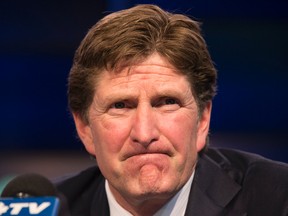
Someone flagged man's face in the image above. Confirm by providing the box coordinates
[74,53,211,205]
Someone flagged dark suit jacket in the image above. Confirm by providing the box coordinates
[57,148,288,216]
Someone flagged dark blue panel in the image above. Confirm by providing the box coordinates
[0,0,287,163]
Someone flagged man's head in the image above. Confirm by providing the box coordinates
[68,4,217,214]
[68,4,217,123]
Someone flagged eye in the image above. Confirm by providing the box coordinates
[154,97,181,110]
[113,101,126,109]
[164,98,178,105]
[108,101,130,116]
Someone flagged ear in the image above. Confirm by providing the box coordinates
[72,113,96,156]
[196,102,212,152]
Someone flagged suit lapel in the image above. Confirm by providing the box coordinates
[90,177,110,216]
[185,153,246,216]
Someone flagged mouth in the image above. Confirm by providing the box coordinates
[121,150,172,161]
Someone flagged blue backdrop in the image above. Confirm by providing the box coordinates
[1,0,287,162]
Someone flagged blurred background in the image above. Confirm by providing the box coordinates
[1,0,288,183]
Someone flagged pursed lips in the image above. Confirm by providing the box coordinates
[121,149,173,161]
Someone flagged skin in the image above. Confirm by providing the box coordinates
[73,53,212,215]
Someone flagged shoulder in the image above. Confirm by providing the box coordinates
[205,147,288,174]
[56,166,104,196]
[200,148,288,211]
[202,148,288,182]
[196,148,288,214]
[55,166,106,215]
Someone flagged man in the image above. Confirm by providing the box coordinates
[57,4,288,216]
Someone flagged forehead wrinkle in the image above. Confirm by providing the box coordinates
[99,72,182,92]
[104,78,191,102]
[112,60,180,77]
[128,65,180,78]
[131,63,177,71]
[96,67,191,96]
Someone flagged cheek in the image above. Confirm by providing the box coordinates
[160,113,198,153]
[91,117,132,155]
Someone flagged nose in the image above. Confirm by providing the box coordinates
[130,103,159,147]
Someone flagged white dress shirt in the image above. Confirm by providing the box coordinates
[105,171,195,216]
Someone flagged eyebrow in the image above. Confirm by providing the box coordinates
[95,92,138,107]
[98,87,189,105]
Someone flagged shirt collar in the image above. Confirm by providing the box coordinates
[105,171,195,216]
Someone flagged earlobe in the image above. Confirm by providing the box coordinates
[196,102,212,152]
[72,113,96,156]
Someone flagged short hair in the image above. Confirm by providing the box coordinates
[68,4,217,123]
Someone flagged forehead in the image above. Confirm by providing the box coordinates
[96,53,189,88]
